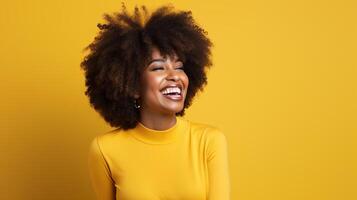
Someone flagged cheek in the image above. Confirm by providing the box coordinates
[143,75,161,94]
[183,73,189,86]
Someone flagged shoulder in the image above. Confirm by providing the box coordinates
[185,119,228,160]
[96,127,132,142]
[185,118,227,142]
[89,128,131,154]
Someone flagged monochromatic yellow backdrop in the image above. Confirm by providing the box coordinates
[1,0,356,199]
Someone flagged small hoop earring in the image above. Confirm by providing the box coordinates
[134,99,141,109]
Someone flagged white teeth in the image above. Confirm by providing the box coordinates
[161,87,181,95]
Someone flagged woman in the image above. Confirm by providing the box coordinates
[81,3,230,200]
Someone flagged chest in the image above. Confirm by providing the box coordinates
[109,142,208,200]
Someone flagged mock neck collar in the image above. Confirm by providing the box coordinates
[130,116,187,145]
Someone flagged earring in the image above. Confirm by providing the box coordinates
[134,98,141,109]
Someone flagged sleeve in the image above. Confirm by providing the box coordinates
[206,128,231,200]
[87,136,116,200]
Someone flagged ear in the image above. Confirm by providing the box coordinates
[133,90,140,99]
[132,87,141,99]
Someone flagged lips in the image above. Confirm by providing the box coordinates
[160,84,183,92]
[162,92,183,101]
[160,85,184,101]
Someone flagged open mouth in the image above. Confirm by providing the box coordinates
[161,87,183,101]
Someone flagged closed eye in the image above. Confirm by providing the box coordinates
[152,67,164,71]
[177,66,184,70]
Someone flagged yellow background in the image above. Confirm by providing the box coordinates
[1,0,356,199]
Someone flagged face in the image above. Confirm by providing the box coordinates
[135,47,189,115]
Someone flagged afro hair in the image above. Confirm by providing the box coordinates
[80,3,213,130]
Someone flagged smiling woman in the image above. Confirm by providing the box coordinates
[137,47,189,122]
[81,3,230,200]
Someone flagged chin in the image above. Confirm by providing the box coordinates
[161,105,184,115]
[167,108,183,115]
[157,96,186,114]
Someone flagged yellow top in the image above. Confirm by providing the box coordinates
[87,116,230,200]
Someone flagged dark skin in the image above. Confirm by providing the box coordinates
[134,47,189,131]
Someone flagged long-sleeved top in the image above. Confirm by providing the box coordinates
[87,116,230,200]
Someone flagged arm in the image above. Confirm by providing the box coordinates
[88,136,116,200]
[206,129,231,200]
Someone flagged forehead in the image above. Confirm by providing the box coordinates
[150,47,179,60]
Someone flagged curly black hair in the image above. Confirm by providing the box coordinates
[80,3,213,130]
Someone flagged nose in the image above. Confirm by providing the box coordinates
[165,67,180,82]
[166,71,180,81]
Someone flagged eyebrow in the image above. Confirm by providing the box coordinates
[147,57,182,66]
[147,58,166,66]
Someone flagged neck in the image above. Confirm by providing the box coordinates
[139,109,177,131]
